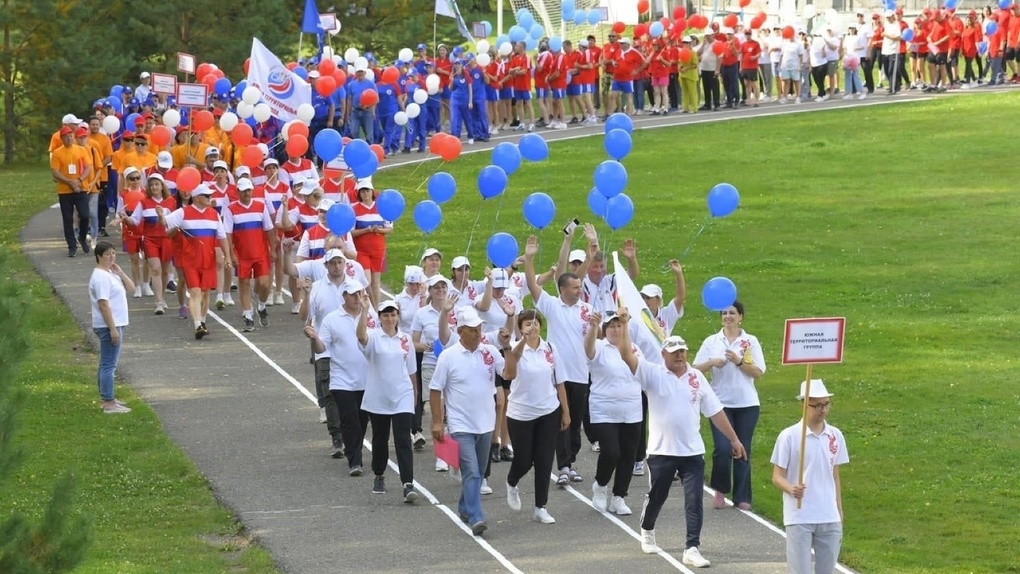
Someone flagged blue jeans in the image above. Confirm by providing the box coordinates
[453,431,492,525]
[88,193,99,239]
[710,405,760,506]
[350,108,375,142]
[94,326,124,401]
[844,69,862,95]
[642,454,705,548]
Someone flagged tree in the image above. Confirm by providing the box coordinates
[0,251,92,572]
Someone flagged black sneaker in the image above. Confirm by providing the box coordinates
[490,444,501,463]
[568,117,579,124]
[243,317,255,332]
[80,236,91,254]
[500,446,514,461]
[372,475,385,494]
[68,247,77,258]
[403,483,418,503]
[258,308,269,327]
[349,465,363,477]
[509,118,521,127]
[195,326,205,340]
[99,229,109,237]
[331,437,344,458]
[166,280,177,293]
[230,284,238,291]
[401,148,411,154]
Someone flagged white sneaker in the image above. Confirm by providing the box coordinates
[554,121,567,130]
[591,441,601,452]
[814,96,824,103]
[223,294,235,306]
[858,93,867,100]
[319,407,327,423]
[633,461,645,476]
[480,478,493,495]
[533,507,556,524]
[449,467,461,482]
[592,483,609,511]
[683,546,711,568]
[142,283,154,297]
[641,529,661,554]
[821,95,829,101]
[842,94,853,100]
[291,303,300,315]
[489,127,499,135]
[467,138,474,144]
[435,458,449,472]
[507,483,522,511]
[526,124,535,132]
[273,291,285,305]
[133,286,142,298]
[778,97,787,104]
[794,97,802,104]
[609,496,632,515]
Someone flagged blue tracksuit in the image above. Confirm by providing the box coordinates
[448,72,471,138]
[467,66,489,140]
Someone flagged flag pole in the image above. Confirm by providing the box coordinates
[298,32,304,63]
[796,364,813,510]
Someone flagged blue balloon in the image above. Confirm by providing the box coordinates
[428,172,457,204]
[482,20,493,36]
[343,138,372,167]
[707,183,740,217]
[978,41,988,56]
[376,189,406,221]
[587,9,601,26]
[124,113,141,132]
[605,193,634,230]
[603,128,632,161]
[562,7,575,21]
[587,187,608,218]
[313,128,343,162]
[605,112,634,134]
[234,80,248,95]
[594,160,627,198]
[998,0,1010,9]
[214,77,231,96]
[530,24,545,40]
[109,85,124,98]
[496,34,511,47]
[525,37,538,51]
[105,97,122,113]
[563,0,576,10]
[522,192,556,229]
[293,66,308,80]
[477,165,508,199]
[549,37,563,52]
[649,22,665,38]
[509,25,527,43]
[326,203,356,236]
[433,338,444,358]
[518,133,548,161]
[985,21,998,36]
[516,7,529,21]
[944,0,959,7]
[520,11,535,29]
[702,277,738,311]
[491,142,522,175]
[901,28,914,42]
[487,232,520,268]
[351,153,379,178]
[413,200,443,234]
[574,11,587,25]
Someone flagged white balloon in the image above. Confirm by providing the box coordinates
[476,40,490,54]
[355,57,369,71]
[219,112,239,131]
[345,48,360,62]
[102,115,122,133]
[322,46,335,60]
[499,42,513,56]
[333,54,343,65]
[296,103,315,124]
[328,22,342,36]
[406,102,421,118]
[364,69,375,82]
[253,103,272,123]
[347,65,356,75]
[242,86,261,105]
[425,73,440,94]
[236,101,255,119]
[394,111,408,126]
[476,53,491,67]
[281,120,294,141]
[803,4,816,19]
[399,48,414,62]
[413,88,428,105]
[161,110,180,129]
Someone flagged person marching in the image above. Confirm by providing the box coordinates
[222,178,276,332]
[124,173,176,315]
[116,167,148,297]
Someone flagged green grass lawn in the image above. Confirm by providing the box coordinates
[0,172,279,572]
[377,93,1020,574]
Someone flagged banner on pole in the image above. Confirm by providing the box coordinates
[614,252,667,362]
[176,52,196,75]
[245,37,313,123]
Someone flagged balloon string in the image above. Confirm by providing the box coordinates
[464,203,484,256]
[680,220,709,259]
[490,193,506,235]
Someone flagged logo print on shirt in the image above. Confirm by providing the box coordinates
[400,335,410,359]
[543,345,554,365]
[657,317,666,330]
[513,275,523,288]
[447,311,457,326]
[345,262,355,277]
[467,285,477,300]
[828,433,838,455]
[481,348,495,366]
[687,372,700,405]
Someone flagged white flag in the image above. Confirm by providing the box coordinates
[614,252,668,364]
[245,38,312,124]
[434,0,456,18]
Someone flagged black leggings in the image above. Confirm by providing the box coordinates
[591,421,641,497]
[369,412,413,484]
[330,389,368,469]
[506,409,561,508]
[700,70,720,108]
[811,65,828,97]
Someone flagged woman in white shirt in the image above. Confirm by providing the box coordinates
[357,296,419,503]
[693,300,766,511]
[88,241,136,414]
[584,311,643,516]
[411,275,455,469]
[396,265,428,448]
[504,310,570,524]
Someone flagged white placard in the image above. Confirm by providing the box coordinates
[176,52,196,74]
[782,317,846,365]
[151,73,177,95]
[176,82,209,107]
[319,13,338,32]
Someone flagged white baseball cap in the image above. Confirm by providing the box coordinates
[204,147,220,157]
[147,173,165,183]
[451,256,471,269]
[797,379,834,400]
[317,198,335,212]
[640,284,664,298]
[212,160,229,171]
[123,166,141,179]
[340,280,364,295]
[490,268,510,290]
[237,179,254,192]
[404,265,426,284]
[156,151,173,169]
[421,247,442,260]
[427,275,450,288]
[356,176,374,190]
[62,113,83,124]
[568,249,587,263]
[140,71,151,79]
[377,300,400,313]
[234,165,251,178]
[456,307,483,328]
[324,248,346,262]
[191,184,214,196]
[619,37,632,44]
[661,336,689,352]
[263,157,279,167]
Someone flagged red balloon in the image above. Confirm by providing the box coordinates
[723,14,738,28]
[241,145,263,169]
[177,166,201,192]
[750,16,764,29]
[637,0,650,13]
[287,121,309,140]
[243,58,251,75]
[673,6,687,20]
[739,0,751,7]
[687,16,700,29]
[428,133,447,155]
[149,125,172,147]
[634,23,648,38]
[370,144,385,163]
[696,15,710,28]
[315,75,337,97]
[201,73,218,89]
[612,21,626,34]
[359,89,379,107]
[332,69,347,87]
[231,123,254,147]
[712,40,727,56]
[782,25,795,39]
[660,16,670,28]
[757,11,767,20]
[212,68,225,79]
[286,134,308,157]
[286,61,299,71]
[318,58,336,76]
[439,137,462,162]
[673,20,687,32]
[196,63,213,80]
[381,66,400,84]
[192,110,214,132]
[679,47,693,63]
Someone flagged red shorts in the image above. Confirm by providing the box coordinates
[143,236,173,262]
[356,249,386,273]
[183,266,218,291]
[237,257,270,279]
[122,234,143,254]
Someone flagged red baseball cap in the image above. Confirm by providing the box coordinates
[133,133,148,142]
[134,117,145,125]
[60,126,74,136]
[122,131,135,139]
[74,126,88,137]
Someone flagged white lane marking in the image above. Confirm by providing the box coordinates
[204,308,524,574]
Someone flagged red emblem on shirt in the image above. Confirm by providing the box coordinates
[543,345,554,365]
[467,285,477,300]
[447,311,456,326]
[481,348,495,366]
[828,433,838,455]
[366,315,377,329]
[580,306,590,323]
[400,335,410,354]
[513,275,523,288]
[739,339,750,351]
[345,262,355,277]
[657,317,666,329]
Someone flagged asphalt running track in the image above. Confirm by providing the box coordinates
[28,88,1012,573]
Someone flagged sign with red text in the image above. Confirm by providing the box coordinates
[782,317,846,365]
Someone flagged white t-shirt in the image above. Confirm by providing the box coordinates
[809,37,828,67]
[630,300,684,364]
[507,272,528,302]
[780,40,805,71]
[506,339,562,421]
[534,291,592,384]
[824,33,841,62]
[771,421,849,525]
[769,36,784,64]
[411,304,455,367]
[89,268,129,329]
[581,273,617,315]
[693,329,766,408]
[318,307,368,391]
[475,292,522,333]
[394,289,424,334]
[308,279,378,359]
[429,342,505,434]
[588,339,643,424]
[635,360,723,457]
[295,258,367,286]
[360,329,417,415]
[450,279,486,309]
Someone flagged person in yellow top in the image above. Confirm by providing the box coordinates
[679,36,702,114]
[111,133,135,186]
[87,116,115,236]
[75,126,105,242]
[171,129,209,169]
[51,125,93,257]
[49,113,83,153]
[119,133,157,192]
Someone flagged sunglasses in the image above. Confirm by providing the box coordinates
[135,141,147,146]
[128,176,141,181]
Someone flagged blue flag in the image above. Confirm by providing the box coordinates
[301,0,321,34]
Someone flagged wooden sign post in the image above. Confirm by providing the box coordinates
[782,317,846,508]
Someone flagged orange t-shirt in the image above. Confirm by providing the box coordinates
[50,144,91,194]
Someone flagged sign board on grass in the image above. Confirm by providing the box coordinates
[782,317,846,365]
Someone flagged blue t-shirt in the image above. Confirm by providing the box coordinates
[348,78,376,108]
[450,74,470,103]
[312,93,331,121]
[377,83,398,115]
[468,67,487,101]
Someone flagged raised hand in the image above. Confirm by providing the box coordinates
[583,222,598,246]
[618,307,631,324]
[669,258,683,273]
[524,235,539,258]
[442,292,460,313]
[496,296,516,317]
[621,238,637,259]
[589,311,603,329]
[302,325,317,340]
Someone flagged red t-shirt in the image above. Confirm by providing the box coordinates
[612,48,645,81]
[549,52,569,89]
[509,53,532,91]
[565,50,584,85]
[649,47,669,78]
[1008,13,1020,48]
[602,42,622,74]
[665,45,680,74]
[435,57,453,88]
[740,40,761,70]
[961,25,980,57]
[485,61,501,88]
[534,51,553,88]
[928,21,948,53]
[586,46,602,80]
